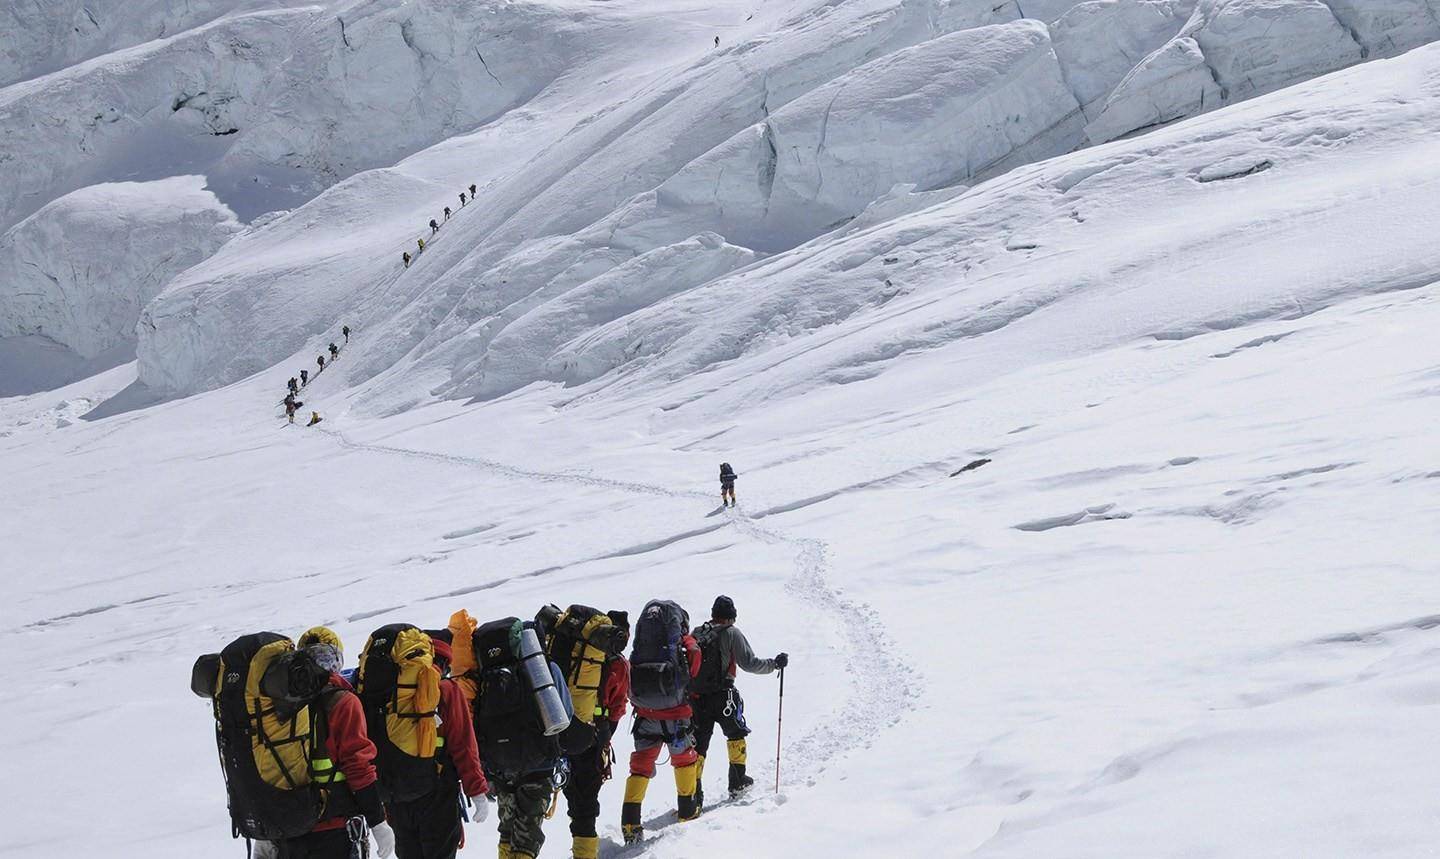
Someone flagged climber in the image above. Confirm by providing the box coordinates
[328,342,339,361]
[443,206,451,221]
[468,183,477,197]
[196,634,396,859]
[417,238,426,253]
[430,219,439,235]
[622,600,702,844]
[308,411,323,427]
[343,325,350,343]
[689,596,787,808]
[355,627,489,859]
[459,192,467,207]
[284,395,301,425]
[300,369,309,387]
[404,251,412,268]
[317,354,326,373]
[719,462,738,508]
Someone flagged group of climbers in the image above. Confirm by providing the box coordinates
[194,595,784,859]
[405,184,478,268]
[281,326,351,426]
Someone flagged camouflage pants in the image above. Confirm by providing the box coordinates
[496,774,554,858]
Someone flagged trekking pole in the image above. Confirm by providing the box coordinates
[774,666,785,794]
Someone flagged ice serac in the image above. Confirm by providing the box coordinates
[465,233,759,399]
[1084,0,1398,142]
[0,177,240,361]
[0,1,325,88]
[135,168,444,395]
[656,20,1083,251]
[1050,0,1198,117]
[0,1,573,233]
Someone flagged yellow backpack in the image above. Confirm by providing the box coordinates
[356,624,443,802]
[192,633,346,841]
[543,605,628,726]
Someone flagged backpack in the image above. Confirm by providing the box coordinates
[193,633,342,841]
[689,621,729,695]
[543,604,628,727]
[469,618,560,777]
[356,624,443,803]
[628,600,691,711]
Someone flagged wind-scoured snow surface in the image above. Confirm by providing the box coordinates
[5,1,1440,857]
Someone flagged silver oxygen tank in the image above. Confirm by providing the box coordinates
[518,626,570,736]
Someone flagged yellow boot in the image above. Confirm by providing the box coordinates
[499,842,513,859]
[676,761,700,821]
[622,774,649,844]
[572,835,600,859]
[728,739,754,796]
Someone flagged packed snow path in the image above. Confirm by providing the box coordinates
[323,425,919,795]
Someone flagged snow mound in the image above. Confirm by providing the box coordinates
[0,177,240,360]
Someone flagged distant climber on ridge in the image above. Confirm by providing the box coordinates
[300,369,309,387]
[403,251,412,268]
[469,183,477,198]
[429,219,439,235]
[719,462,738,508]
[443,206,451,221]
[459,192,467,207]
[417,238,426,253]
[317,354,326,372]
[328,342,339,361]
[342,325,350,343]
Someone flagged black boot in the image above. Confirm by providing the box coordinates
[728,763,754,797]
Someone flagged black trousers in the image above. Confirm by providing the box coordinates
[691,687,750,759]
[276,827,358,859]
[563,726,611,838]
[390,780,462,859]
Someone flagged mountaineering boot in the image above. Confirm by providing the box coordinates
[676,761,701,821]
[728,739,754,796]
[498,841,513,859]
[695,755,706,811]
[622,775,648,843]
[571,835,600,859]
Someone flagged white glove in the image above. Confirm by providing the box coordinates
[371,821,396,859]
[469,795,491,823]
[252,841,279,859]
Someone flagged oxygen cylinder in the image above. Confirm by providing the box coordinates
[518,626,570,736]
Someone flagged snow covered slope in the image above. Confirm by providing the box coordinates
[125,0,1440,401]
[6,2,1440,858]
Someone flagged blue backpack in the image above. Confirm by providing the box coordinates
[628,600,690,710]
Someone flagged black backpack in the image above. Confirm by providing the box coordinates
[689,622,729,695]
[469,618,559,777]
[629,600,691,710]
[195,633,334,841]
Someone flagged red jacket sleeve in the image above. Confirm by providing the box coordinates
[684,634,701,678]
[440,679,489,797]
[603,658,630,721]
[324,691,378,792]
